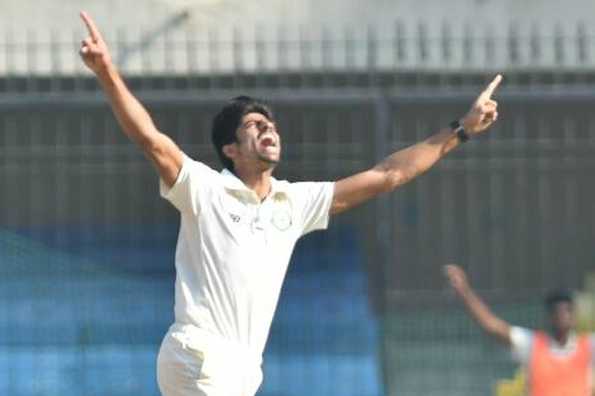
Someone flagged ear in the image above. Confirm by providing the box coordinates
[222,142,238,161]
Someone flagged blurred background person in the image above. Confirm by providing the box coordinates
[445,264,595,396]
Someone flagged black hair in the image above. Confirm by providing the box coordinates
[544,290,574,313]
[211,96,274,171]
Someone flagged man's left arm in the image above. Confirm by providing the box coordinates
[330,75,502,215]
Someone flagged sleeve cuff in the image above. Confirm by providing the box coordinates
[318,182,335,230]
[160,153,190,199]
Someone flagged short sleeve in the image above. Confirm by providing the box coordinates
[159,153,219,215]
[291,182,335,236]
[591,333,595,364]
[510,326,534,364]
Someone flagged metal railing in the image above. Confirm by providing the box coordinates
[0,21,594,76]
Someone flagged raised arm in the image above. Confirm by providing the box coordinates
[330,75,502,214]
[79,11,182,187]
[444,264,511,345]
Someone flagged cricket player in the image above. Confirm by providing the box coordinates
[445,264,595,396]
[79,11,501,396]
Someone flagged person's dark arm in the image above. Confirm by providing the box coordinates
[444,264,512,345]
[330,75,501,215]
[79,11,183,187]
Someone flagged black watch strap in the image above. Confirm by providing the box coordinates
[450,120,470,143]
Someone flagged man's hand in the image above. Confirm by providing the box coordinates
[444,264,471,294]
[460,74,502,135]
[79,11,112,75]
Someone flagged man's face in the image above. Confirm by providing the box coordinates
[232,112,281,170]
[549,301,575,335]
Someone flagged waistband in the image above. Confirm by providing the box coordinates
[167,323,263,367]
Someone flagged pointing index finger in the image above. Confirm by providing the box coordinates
[480,74,503,101]
[80,11,102,41]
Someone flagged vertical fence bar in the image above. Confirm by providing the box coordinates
[26,30,37,91]
[185,25,197,87]
[321,26,332,87]
[441,22,452,70]
[465,141,482,285]
[577,22,587,64]
[72,29,84,92]
[416,22,428,67]
[208,28,219,90]
[412,116,429,286]
[561,115,579,285]
[554,24,565,68]
[232,26,243,88]
[255,25,266,87]
[394,20,406,70]
[536,117,552,289]
[508,22,520,67]
[299,24,312,87]
[139,27,153,89]
[529,24,541,86]
[163,24,175,89]
[50,29,62,91]
[484,25,496,71]
[373,94,390,303]
[367,25,378,87]
[344,26,355,71]
[487,99,503,288]
[277,24,289,88]
[5,30,16,92]
[576,22,588,83]
[462,24,473,73]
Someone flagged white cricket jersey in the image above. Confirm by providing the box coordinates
[160,154,334,356]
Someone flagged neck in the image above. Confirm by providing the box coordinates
[551,329,570,345]
[233,167,273,201]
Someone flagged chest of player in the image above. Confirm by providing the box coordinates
[208,190,299,247]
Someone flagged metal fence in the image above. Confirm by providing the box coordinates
[0,27,595,396]
[1,21,595,76]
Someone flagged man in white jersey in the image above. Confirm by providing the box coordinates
[445,265,595,396]
[79,11,501,396]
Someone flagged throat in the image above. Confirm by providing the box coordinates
[234,168,273,201]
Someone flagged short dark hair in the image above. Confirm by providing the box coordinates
[211,96,274,171]
[544,290,574,313]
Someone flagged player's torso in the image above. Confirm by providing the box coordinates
[175,184,303,346]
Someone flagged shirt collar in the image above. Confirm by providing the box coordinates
[220,168,289,202]
[548,331,577,350]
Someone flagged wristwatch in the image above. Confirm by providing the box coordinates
[450,120,470,143]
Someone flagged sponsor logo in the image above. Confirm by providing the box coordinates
[229,213,241,223]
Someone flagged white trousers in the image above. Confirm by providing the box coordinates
[157,324,263,396]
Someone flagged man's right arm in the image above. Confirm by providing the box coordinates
[79,11,182,187]
[444,264,512,345]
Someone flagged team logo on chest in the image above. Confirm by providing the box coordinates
[229,213,241,223]
[271,209,292,231]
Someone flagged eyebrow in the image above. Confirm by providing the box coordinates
[242,118,270,127]
[241,120,258,128]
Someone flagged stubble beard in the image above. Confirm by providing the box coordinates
[257,153,280,166]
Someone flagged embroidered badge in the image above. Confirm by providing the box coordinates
[271,210,292,231]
